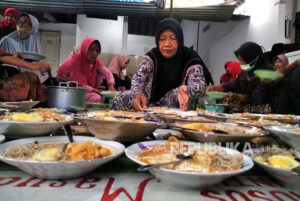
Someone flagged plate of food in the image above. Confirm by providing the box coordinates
[169,122,269,142]
[1,100,39,111]
[206,91,228,99]
[254,69,283,82]
[74,111,165,140]
[125,137,253,188]
[0,136,124,179]
[253,146,300,188]
[263,126,300,153]
[0,111,73,137]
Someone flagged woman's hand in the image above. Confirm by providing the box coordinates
[178,85,189,111]
[108,83,116,91]
[206,84,223,92]
[133,93,147,111]
[27,62,51,72]
[223,92,245,102]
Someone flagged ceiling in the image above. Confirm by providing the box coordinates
[0,0,248,23]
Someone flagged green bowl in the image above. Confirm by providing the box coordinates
[100,91,119,98]
[205,104,227,113]
[254,70,283,82]
[206,91,228,99]
[87,103,111,110]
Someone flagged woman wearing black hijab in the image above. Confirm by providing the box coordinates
[206,42,271,113]
[112,18,206,111]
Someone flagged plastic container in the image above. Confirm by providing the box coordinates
[205,104,227,113]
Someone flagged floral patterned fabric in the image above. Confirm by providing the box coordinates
[0,71,46,102]
[111,55,206,110]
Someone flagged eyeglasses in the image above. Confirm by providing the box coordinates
[16,21,32,27]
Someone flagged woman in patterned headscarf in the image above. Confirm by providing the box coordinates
[112,18,206,111]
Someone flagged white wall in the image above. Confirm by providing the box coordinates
[198,0,294,84]
[39,23,77,65]
[76,15,124,54]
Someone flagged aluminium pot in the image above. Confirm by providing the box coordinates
[47,81,87,111]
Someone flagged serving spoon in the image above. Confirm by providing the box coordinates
[137,153,194,171]
[62,124,74,152]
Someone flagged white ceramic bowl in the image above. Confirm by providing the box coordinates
[75,116,165,141]
[0,115,73,137]
[0,134,5,143]
[125,140,253,188]
[0,136,125,179]
[253,155,300,188]
[264,126,300,153]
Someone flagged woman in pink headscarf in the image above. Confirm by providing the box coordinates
[0,8,19,39]
[108,55,131,91]
[57,37,115,103]
[273,54,288,71]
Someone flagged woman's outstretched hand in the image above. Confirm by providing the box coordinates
[133,93,147,112]
[27,62,51,72]
[178,85,189,111]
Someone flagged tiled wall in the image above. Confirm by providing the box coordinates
[99,53,143,76]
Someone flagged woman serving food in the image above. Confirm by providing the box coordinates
[112,18,206,111]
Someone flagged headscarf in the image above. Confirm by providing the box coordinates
[147,18,207,102]
[69,45,81,57]
[108,55,130,80]
[58,37,102,87]
[224,61,232,69]
[0,8,19,28]
[0,13,42,76]
[226,61,241,81]
[0,13,42,54]
[234,41,266,72]
[274,54,288,66]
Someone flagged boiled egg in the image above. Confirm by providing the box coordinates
[31,148,63,162]
[11,112,43,122]
[268,155,300,170]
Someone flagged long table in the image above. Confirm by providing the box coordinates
[0,151,300,201]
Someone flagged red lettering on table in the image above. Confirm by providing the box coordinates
[200,191,227,201]
[0,177,21,186]
[290,191,300,199]
[15,177,36,187]
[225,190,251,201]
[49,180,67,188]
[248,190,273,201]
[75,177,101,189]
[269,190,299,201]
[246,177,279,187]
[31,179,47,187]
[100,177,153,201]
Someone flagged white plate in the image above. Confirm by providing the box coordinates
[0,115,73,137]
[2,101,39,111]
[253,154,300,188]
[17,51,46,61]
[0,135,5,143]
[0,136,125,179]
[125,140,253,188]
[264,126,300,152]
